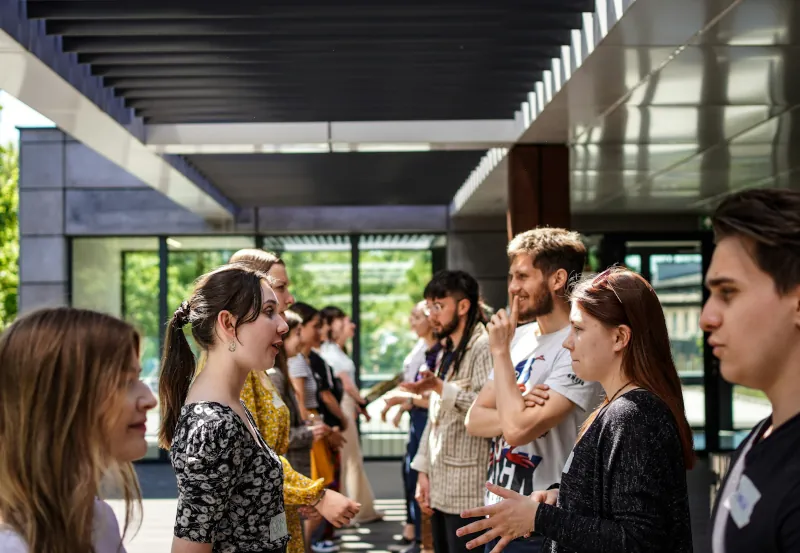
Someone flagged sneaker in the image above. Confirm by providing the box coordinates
[311,540,340,553]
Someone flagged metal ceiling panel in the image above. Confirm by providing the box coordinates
[457,0,800,217]
[185,151,484,207]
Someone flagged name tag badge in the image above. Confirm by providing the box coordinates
[726,475,762,529]
[563,451,575,475]
[271,392,285,409]
[269,512,288,541]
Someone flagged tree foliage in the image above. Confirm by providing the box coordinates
[0,141,19,327]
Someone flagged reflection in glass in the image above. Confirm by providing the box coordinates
[72,237,160,458]
[648,252,705,442]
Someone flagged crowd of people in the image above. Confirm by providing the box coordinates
[0,187,798,553]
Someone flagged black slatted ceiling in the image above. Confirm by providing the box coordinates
[29,0,593,123]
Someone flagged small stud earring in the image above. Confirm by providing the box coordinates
[228,341,237,352]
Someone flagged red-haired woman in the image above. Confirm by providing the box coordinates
[458,267,694,553]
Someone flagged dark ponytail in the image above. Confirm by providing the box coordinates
[158,264,265,449]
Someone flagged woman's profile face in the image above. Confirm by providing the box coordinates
[233,282,289,372]
[284,326,303,358]
[107,350,158,463]
[267,263,295,314]
[332,315,355,342]
[409,307,431,338]
[562,303,620,383]
[301,314,322,349]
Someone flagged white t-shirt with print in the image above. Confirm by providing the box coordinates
[485,323,603,505]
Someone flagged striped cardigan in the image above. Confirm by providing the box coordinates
[411,323,493,514]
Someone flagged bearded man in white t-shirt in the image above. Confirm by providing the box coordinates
[465,228,603,553]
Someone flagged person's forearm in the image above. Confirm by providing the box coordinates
[291,378,310,420]
[465,403,502,438]
[535,503,661,553]
[411,395,429,409]
[288,424,314,450]
[492,349,529,435]
[338,372,363,403]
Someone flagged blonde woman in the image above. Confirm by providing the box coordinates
[0,307,157,553]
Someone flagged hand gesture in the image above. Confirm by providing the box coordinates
[400,370,441,394]
[326,427,346,450]
[522,383,550,408]
[315,489,361,528]
[311,422,331,443]
[487,296,519,355]
[415,473,434,516]
[531,488,558,506]
[457,483,539,553]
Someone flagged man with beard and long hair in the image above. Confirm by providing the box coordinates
[464,228,602,553]
[402,270,493,553]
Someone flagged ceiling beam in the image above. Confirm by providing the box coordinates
[27,1,593,20]
[145,120,521,154]
[46,15,581,36]
[61,35,568,54]
[0,23,234,223]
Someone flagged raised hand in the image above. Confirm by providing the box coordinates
[487,296,519,355]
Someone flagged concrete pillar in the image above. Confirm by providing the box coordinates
[17,129,69,314]
[507,144,571,239]
[446,215,508,312]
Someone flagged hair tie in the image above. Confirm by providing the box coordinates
[173,301,191,327]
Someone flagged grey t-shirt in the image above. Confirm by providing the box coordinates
[0,500,126,552]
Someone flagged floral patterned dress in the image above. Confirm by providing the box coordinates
[241,371,325,553]
[171,401,288,553]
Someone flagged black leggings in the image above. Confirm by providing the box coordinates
[431,509,484,553]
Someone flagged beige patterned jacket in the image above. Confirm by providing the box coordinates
[411,323,493,514]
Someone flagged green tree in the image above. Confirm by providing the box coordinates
[0,141,19,326]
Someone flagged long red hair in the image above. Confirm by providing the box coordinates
[572,267,695,469]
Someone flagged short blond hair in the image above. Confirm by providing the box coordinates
[508,228,586,288]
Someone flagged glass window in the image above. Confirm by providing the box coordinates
[359,249,432,382]
[733,386,771,433]
[72,237,161,458]
[167,237,256,354]
[643,248,706,449]
[624,254,642,274]
[281,249,353,313]
[357,246,432,458]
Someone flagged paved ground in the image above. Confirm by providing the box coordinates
[110,456,719,553]
[108,461,409,553]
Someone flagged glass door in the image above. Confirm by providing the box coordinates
[624,240,706,449]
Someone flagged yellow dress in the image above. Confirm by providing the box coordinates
[241,371,325,553]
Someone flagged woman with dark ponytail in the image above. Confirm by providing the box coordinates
[159,264,359,553]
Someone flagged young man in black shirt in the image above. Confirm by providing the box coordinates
[700,189,800,553]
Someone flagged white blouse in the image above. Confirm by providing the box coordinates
[319,342,356,382]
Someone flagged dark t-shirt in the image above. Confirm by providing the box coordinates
[711,412,800,553]
[309,350,343,428]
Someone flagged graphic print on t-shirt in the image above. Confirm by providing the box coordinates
[487,355,543,499]
[484,323,600,506]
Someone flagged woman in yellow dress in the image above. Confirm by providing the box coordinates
[231,249,360,553]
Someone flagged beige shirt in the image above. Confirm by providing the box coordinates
[411,323,493,514]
